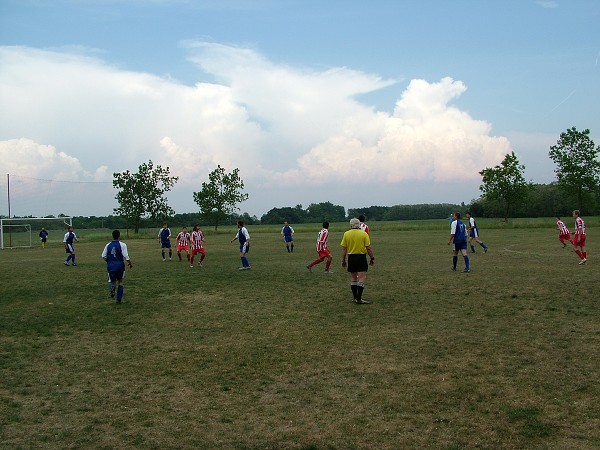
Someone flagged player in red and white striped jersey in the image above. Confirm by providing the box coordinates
[306,222,333,273]
[572,210,587,264]
[555,217,573,248]
[176,226,191,262]
[190,225,206,268]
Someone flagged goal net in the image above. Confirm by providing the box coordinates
[1,217,73,249]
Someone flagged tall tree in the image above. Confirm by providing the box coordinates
[113,160,178,233]
[479,152,530,221]
[192,165,249,230]
[548,126,600,209]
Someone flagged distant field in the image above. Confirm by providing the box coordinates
[1,224,598,449]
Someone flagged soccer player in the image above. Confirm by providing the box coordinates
[306,221,333,273]
[176,226,191,262]
[465,212,488,253]
[556,216,573,248]
[190,225,206,268]
[281,221,295,252]
[572,210,587,264]
[358,214,370,235]
[158,223,172,261]
[448,212,470,273]
[101,229,133,304]
[63,226,79,266]
[39,227,48,249]
[341,218,375,304]
[230,220,251,270]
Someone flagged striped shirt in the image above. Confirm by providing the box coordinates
[316,228,329,252]
[191,230,204,250]
[575,217,586,236]
[556,219,570,235]
[176,231,191,246]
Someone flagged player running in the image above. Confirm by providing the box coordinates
[101,229,133,304]
[465,212,488,253]
[572,210,587,264]
[176,226,191,262]
[189,225,206,268]
[306,221,333,273]
[556,216,573,248]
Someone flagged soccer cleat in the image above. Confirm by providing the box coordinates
[189,265,194,268]
[72,263,78,266]
[484,248,488,253]
[462,268,470,273]
[579,259,587,265]
[64,261,69,266]
[355,299,370,304]
[162,258,166,262]
[110,286,116,298]
[450,266,456,271]
[306,265,312,272]
[324,270,333,274]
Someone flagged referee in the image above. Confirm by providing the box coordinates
[341,218,375,304]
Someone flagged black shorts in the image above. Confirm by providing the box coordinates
[347,254,368,273]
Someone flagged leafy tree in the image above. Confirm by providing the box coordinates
[305,202,346,223]
[261,205,306,224]
[548,127,600,209]
[479,152,530,221]
[113,160,178,233]
[192,165,249,230]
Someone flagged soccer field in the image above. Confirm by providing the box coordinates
[1,225,599,449]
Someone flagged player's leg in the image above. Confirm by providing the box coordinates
[461,249,470,272]
[324,254,332,272]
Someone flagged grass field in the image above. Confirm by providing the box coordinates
[1,221,599,449]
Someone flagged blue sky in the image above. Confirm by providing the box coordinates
[0,0,598,217]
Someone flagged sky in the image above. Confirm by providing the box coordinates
[0,0,598,218]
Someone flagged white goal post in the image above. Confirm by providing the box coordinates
[0,217,73,249]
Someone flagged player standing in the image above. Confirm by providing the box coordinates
[448,212,470,272]
[39,227,48,249]
[101,229,133,304]
[230,220,251,270]
[158,223,172,261]
[189,225,206,268]
[572,210,587,264]
[341,218,375,304]
[465,212,488,253]
[281,221,295,252]
[556,216,573,248]
[176,226,191,262]
[63,226,79,266]
[306,221,333,273]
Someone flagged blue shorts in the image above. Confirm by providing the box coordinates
[283,235,293,243]
[240,242,250,254]
[65,244,75,253]
[453,242,468,251]
[469,229,479,238]
[161,242,171,248]
[108,269,125,283]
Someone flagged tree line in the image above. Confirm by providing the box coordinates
[7,126,597,230]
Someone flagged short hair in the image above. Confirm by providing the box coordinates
[454,212,461,219]
[237,220,244,226]
[322,221,329,228]
[350,218,361,229]
[112,229,120,240]
[573,210,581,216]
[358,214,366,222]
[466,211,471,216]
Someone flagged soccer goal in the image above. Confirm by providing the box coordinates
[0,217,72,249]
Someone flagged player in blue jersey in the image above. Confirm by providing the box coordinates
[230,220,251,270]
[158,223,172,261]
[281,221,295,252]
[102,229,133,304]
[448,212,470,273]
[465,212,488,253]
[63,226,79,266]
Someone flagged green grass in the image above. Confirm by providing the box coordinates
[1,224,599,449]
